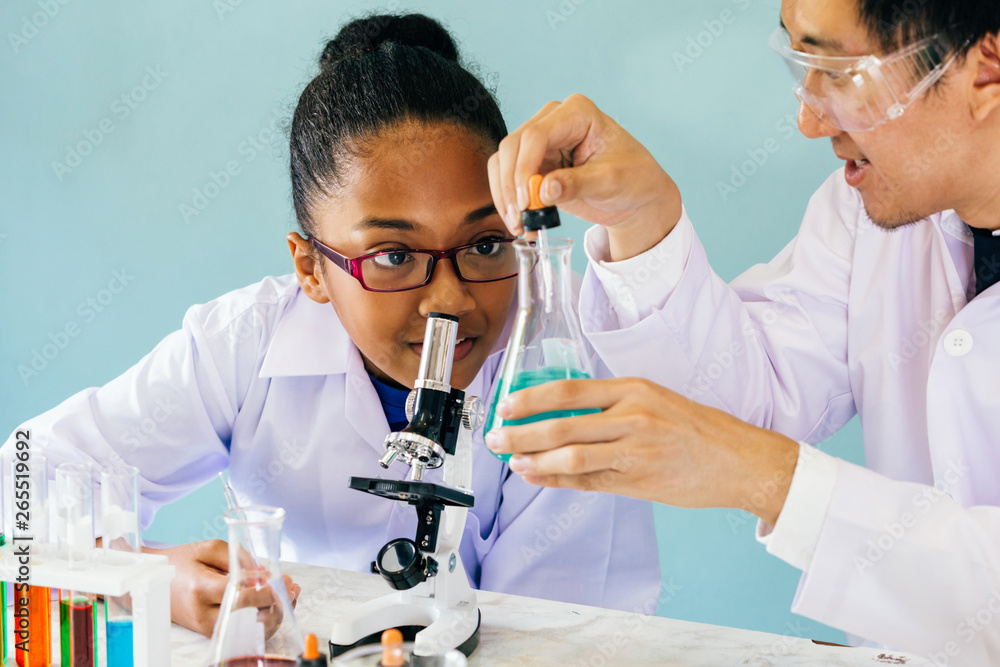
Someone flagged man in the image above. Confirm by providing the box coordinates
[485,0,1000,662]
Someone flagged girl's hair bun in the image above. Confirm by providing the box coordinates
[320,13,459,71]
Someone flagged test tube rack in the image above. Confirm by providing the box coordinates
[0,544,174,667]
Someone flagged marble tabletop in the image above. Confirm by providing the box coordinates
[170,562,931,666]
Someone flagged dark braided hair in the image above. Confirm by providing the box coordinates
[289,13,507,238]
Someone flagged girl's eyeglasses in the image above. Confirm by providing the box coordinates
[310,237,518,293]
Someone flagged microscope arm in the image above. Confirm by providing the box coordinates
[437,426,473,557]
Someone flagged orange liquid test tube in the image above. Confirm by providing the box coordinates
[11,453,53,666]
[15,585,52,667]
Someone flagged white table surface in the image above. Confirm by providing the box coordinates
[167,562,931,666]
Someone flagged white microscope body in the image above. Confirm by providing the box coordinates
[329,313,483,660]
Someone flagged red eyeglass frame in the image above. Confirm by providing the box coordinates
[310,236,518,293]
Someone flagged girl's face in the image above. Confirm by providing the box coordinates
[289,121,516,390]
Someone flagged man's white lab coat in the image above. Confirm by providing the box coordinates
[580,168,1000,663]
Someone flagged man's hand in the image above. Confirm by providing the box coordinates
[488,94,682,261]
[485,377,799,526]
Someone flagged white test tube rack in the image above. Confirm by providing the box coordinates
[0,543,174,667]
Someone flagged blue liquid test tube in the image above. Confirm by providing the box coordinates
[101,465,140,667]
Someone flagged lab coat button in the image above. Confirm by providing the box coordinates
[943,329,973,357]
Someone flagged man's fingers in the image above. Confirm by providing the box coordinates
[541,161,628,211]
[487,407,634,455]
[511,442,628,478]
[495,126,526,222]
[495,100,563,220]
[498,377,640,421]
[513,102,602,203]
[521,469,624,494]
[488,153,520,235]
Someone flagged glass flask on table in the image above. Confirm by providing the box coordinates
[485,176,599,461]
[206,506,304,666]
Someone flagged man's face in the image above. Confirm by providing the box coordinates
[781,0,977,229]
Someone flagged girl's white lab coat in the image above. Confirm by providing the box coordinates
[4,274,660,612]
[581,168,1000,662]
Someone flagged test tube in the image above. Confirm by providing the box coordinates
[55,462,96,667]
[101,465,140,667]
[13,454,52,667]
[1,450,8,665]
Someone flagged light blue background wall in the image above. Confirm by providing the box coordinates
[1,0,861,644]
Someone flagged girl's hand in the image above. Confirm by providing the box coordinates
[144,540,301,637]
[488,94,683,261]
[484,377,800,527]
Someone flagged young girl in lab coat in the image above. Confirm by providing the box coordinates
[4,14,660,636]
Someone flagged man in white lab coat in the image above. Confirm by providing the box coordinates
[485,0,1000,663]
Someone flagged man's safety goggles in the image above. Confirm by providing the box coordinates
[768,27,963,132]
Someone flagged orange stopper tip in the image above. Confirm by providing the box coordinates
[527,174,545,210]
[381,628,403,644]
[380,628,406,667]
[303,633,320,659]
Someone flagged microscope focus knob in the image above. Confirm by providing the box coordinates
[404,390,418,421]
[462,396,485,431]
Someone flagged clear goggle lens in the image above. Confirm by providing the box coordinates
[768,27,959,132]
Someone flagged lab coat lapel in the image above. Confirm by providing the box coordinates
[258,286,389,456]
[343,346,393,457]
[931,213,972,315]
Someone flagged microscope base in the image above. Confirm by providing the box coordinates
[329,609,480,662]
[329,594,480,660]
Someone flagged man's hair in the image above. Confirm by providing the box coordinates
[858,0,1000,56]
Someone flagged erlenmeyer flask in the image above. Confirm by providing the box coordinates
[485,236,600,461]
[207,506,304,666]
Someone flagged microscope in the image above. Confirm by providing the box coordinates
[329,313,484,662]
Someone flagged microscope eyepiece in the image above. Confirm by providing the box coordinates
[417,314,459,392]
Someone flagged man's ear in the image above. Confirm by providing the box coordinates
[970,34,1000,121]
[287,232,330,304]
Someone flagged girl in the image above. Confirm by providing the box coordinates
[4,14,660,636]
